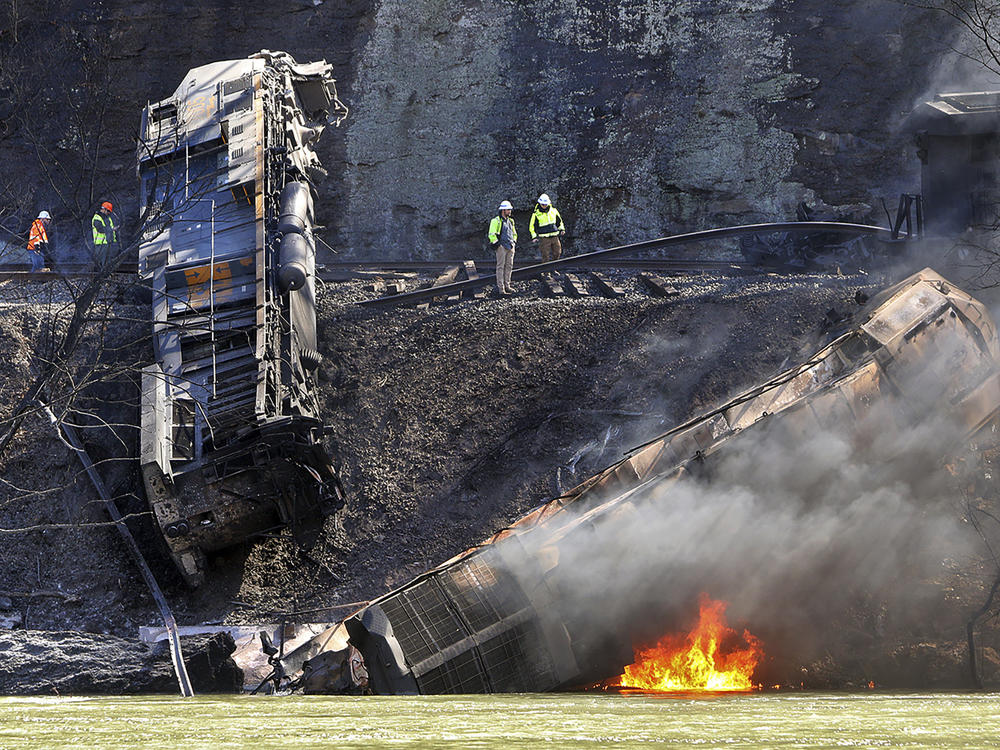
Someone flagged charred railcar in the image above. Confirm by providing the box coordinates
[282,268,1000,694]
[137,51,347,586]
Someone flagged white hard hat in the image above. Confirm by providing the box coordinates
[537,193,551,206]
[37,211,50,220]
[498,200,513,211]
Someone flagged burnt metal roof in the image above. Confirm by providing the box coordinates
[907,91,1000,135]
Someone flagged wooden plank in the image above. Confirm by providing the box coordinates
[368,278,386,294]
[384,281,405,295]
[541,273,565,297]
[563,272,589,297]
[446,263,465,303]
[590,271,625,298]
[462,260,487,299]
[639,273,680,297]
[417,265,461,309]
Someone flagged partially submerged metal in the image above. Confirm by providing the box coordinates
[281,268,1000,694]
[137,51,347,585]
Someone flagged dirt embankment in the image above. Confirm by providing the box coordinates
[2,267,998,693]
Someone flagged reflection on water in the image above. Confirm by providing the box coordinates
[1,692,999,749]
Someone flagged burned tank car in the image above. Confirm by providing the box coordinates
[137,51,348,586]
[281,268,1000,694]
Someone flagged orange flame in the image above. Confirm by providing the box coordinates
[617,595,762,692]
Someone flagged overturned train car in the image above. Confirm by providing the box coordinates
[282,268,1000,694]
[137,51,347,586]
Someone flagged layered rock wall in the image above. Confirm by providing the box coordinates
[0,1,959,259]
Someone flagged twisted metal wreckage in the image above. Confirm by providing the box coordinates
[271,267,1000,695]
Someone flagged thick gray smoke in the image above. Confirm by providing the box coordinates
[505,327,986,680]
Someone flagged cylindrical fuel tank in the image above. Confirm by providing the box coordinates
[279,232,309,292]
[278,181,312,235]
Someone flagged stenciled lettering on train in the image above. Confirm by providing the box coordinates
[136,50,348,585]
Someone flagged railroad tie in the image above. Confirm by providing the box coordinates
[639,273,680,297]
[540,273,566,297]
[462,260,487,299]
[417,264,461,310]
[590,271,625,298]
[563,272,589,297]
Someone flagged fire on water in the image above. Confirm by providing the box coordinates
[616,595,763,692]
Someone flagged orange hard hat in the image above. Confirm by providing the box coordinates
[101,201,113,211]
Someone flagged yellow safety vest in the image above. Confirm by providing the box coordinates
[529,206,564,238]
[93,212,118,246]
[488,215,517,245]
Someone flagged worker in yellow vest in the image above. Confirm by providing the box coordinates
[529,193,565,262]
[92,201,118,265]
[487,200,517,296]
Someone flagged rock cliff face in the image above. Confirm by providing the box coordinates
[340,0,956,259]
[0,0,959,260]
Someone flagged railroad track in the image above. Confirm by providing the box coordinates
[323,258,754,272]
[355,221,899,308]
[0,221,902,309]
[0,263,138,281]
[0,258,741,279]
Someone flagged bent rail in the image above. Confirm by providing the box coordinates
[355,221,898,309]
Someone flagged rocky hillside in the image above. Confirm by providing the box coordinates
[3,265,1000,693]
[0,0,971,261]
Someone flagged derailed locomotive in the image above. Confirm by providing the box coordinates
[137,51,347,585]
[278,268,1000,694]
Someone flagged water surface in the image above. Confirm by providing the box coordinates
[2,691,998,749]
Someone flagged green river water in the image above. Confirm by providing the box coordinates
[1,692,998,749]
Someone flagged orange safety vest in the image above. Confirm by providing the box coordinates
[27,219,48,250]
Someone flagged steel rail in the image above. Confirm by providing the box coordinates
[38,400,195,697]
[354,221,898,308]
[319,258,749,271]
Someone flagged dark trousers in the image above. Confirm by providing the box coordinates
[29,242,49,271]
